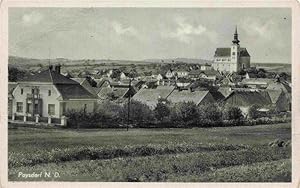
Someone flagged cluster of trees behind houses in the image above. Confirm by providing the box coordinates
[65,99,290,129]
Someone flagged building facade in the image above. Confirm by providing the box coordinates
[11,66,98,119]
[212,27,250,73]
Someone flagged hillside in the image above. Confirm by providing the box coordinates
[144,58,213,64]
[8,56,291,73]
[9,56,213,66]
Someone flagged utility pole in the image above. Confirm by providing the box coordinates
[127,78,132,131]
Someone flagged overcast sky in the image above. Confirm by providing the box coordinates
[9,8,291,63]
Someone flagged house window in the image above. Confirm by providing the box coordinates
[32,89,34,94]
[232,52,235,55]
[83,104,87,113]
[17,102,23,113]
[27,103,33,114]
[48,90,51,96]
[21,88,23,95]
[48,104,55,116]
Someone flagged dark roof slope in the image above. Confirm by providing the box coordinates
[240,48,250,57]
[167,90,213,105]
[224,90,271,107]
[20,69,78,84]
[55,84,97,100]
[214,48,231,57]
[214,47,250,57]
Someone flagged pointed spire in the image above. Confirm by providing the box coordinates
[235,25,238,35]
[232,25,240,45]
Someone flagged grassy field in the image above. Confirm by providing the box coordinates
[8,123,291,182]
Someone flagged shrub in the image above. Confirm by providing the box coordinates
[248,105,261,119]
[168,102,199,127]
[154,99,171,122]
[223,106,244,121]
[198,103,223,123]
[118,100,154,126]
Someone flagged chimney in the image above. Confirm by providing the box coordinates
[55,64,61,74]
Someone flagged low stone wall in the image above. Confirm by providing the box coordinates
[9,114,67,126]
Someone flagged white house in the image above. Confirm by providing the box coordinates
[11,66,98,120]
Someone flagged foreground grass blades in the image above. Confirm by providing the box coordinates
[8,123,291,182]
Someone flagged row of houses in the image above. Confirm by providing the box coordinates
[132,85,290,115]
[8,65,291,125]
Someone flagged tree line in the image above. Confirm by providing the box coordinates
[65,99,289,128]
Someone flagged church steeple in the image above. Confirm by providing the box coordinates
[232,26,240,45]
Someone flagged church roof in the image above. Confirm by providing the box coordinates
[214,48,250,57]
[214,48,231,57]
[240,48,250,57]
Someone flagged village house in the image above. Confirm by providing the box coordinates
[200,63,212,71]
[166,90,216,106]
[240,78,276,89]
[188,69,202,80]
[188,69,219,81]
[212,27,250,73]
[176,68,189,78]
[223,90,272,115]
[96,86,136,103]
[132,86,175,109]
[120,72,128,80]
[266,89,290,112]
[199,70,220,80]
[10,65,98,123]
[71,77,97,96]
[165,69,176,79]
[8,82,18,118]
[156,74,163,81]
[218,87,233,98]
[175,78,191,88]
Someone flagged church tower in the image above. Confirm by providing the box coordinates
[213,26,250,73]
[231,26,240,71]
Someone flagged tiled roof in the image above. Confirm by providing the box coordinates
[189,69,202,76]
[55,84,97,100]
[267,82,291,93]
[214,48,231,57]
[241,78,276,85]
[167,90,213,105]
[240,48,250,57]
[8,82,18,94]
[218,87,233,98]
[20,69,78,84]
[71,78,86,84]
[224,90,271,107]
[202,70,219,76]
[132,86,175,109]
[267,90,283,104]
[97,87,133,100]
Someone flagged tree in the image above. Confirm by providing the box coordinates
[154,99,170,121]
[119,100,154,125]
[198,103,223,122]
[248,104,261,119]
[170,102,199,126]
[110,69,121,80]
[223,106,244,121]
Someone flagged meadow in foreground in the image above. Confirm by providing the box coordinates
[8,123,291,182]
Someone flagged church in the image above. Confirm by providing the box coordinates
[212,27,250,73]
